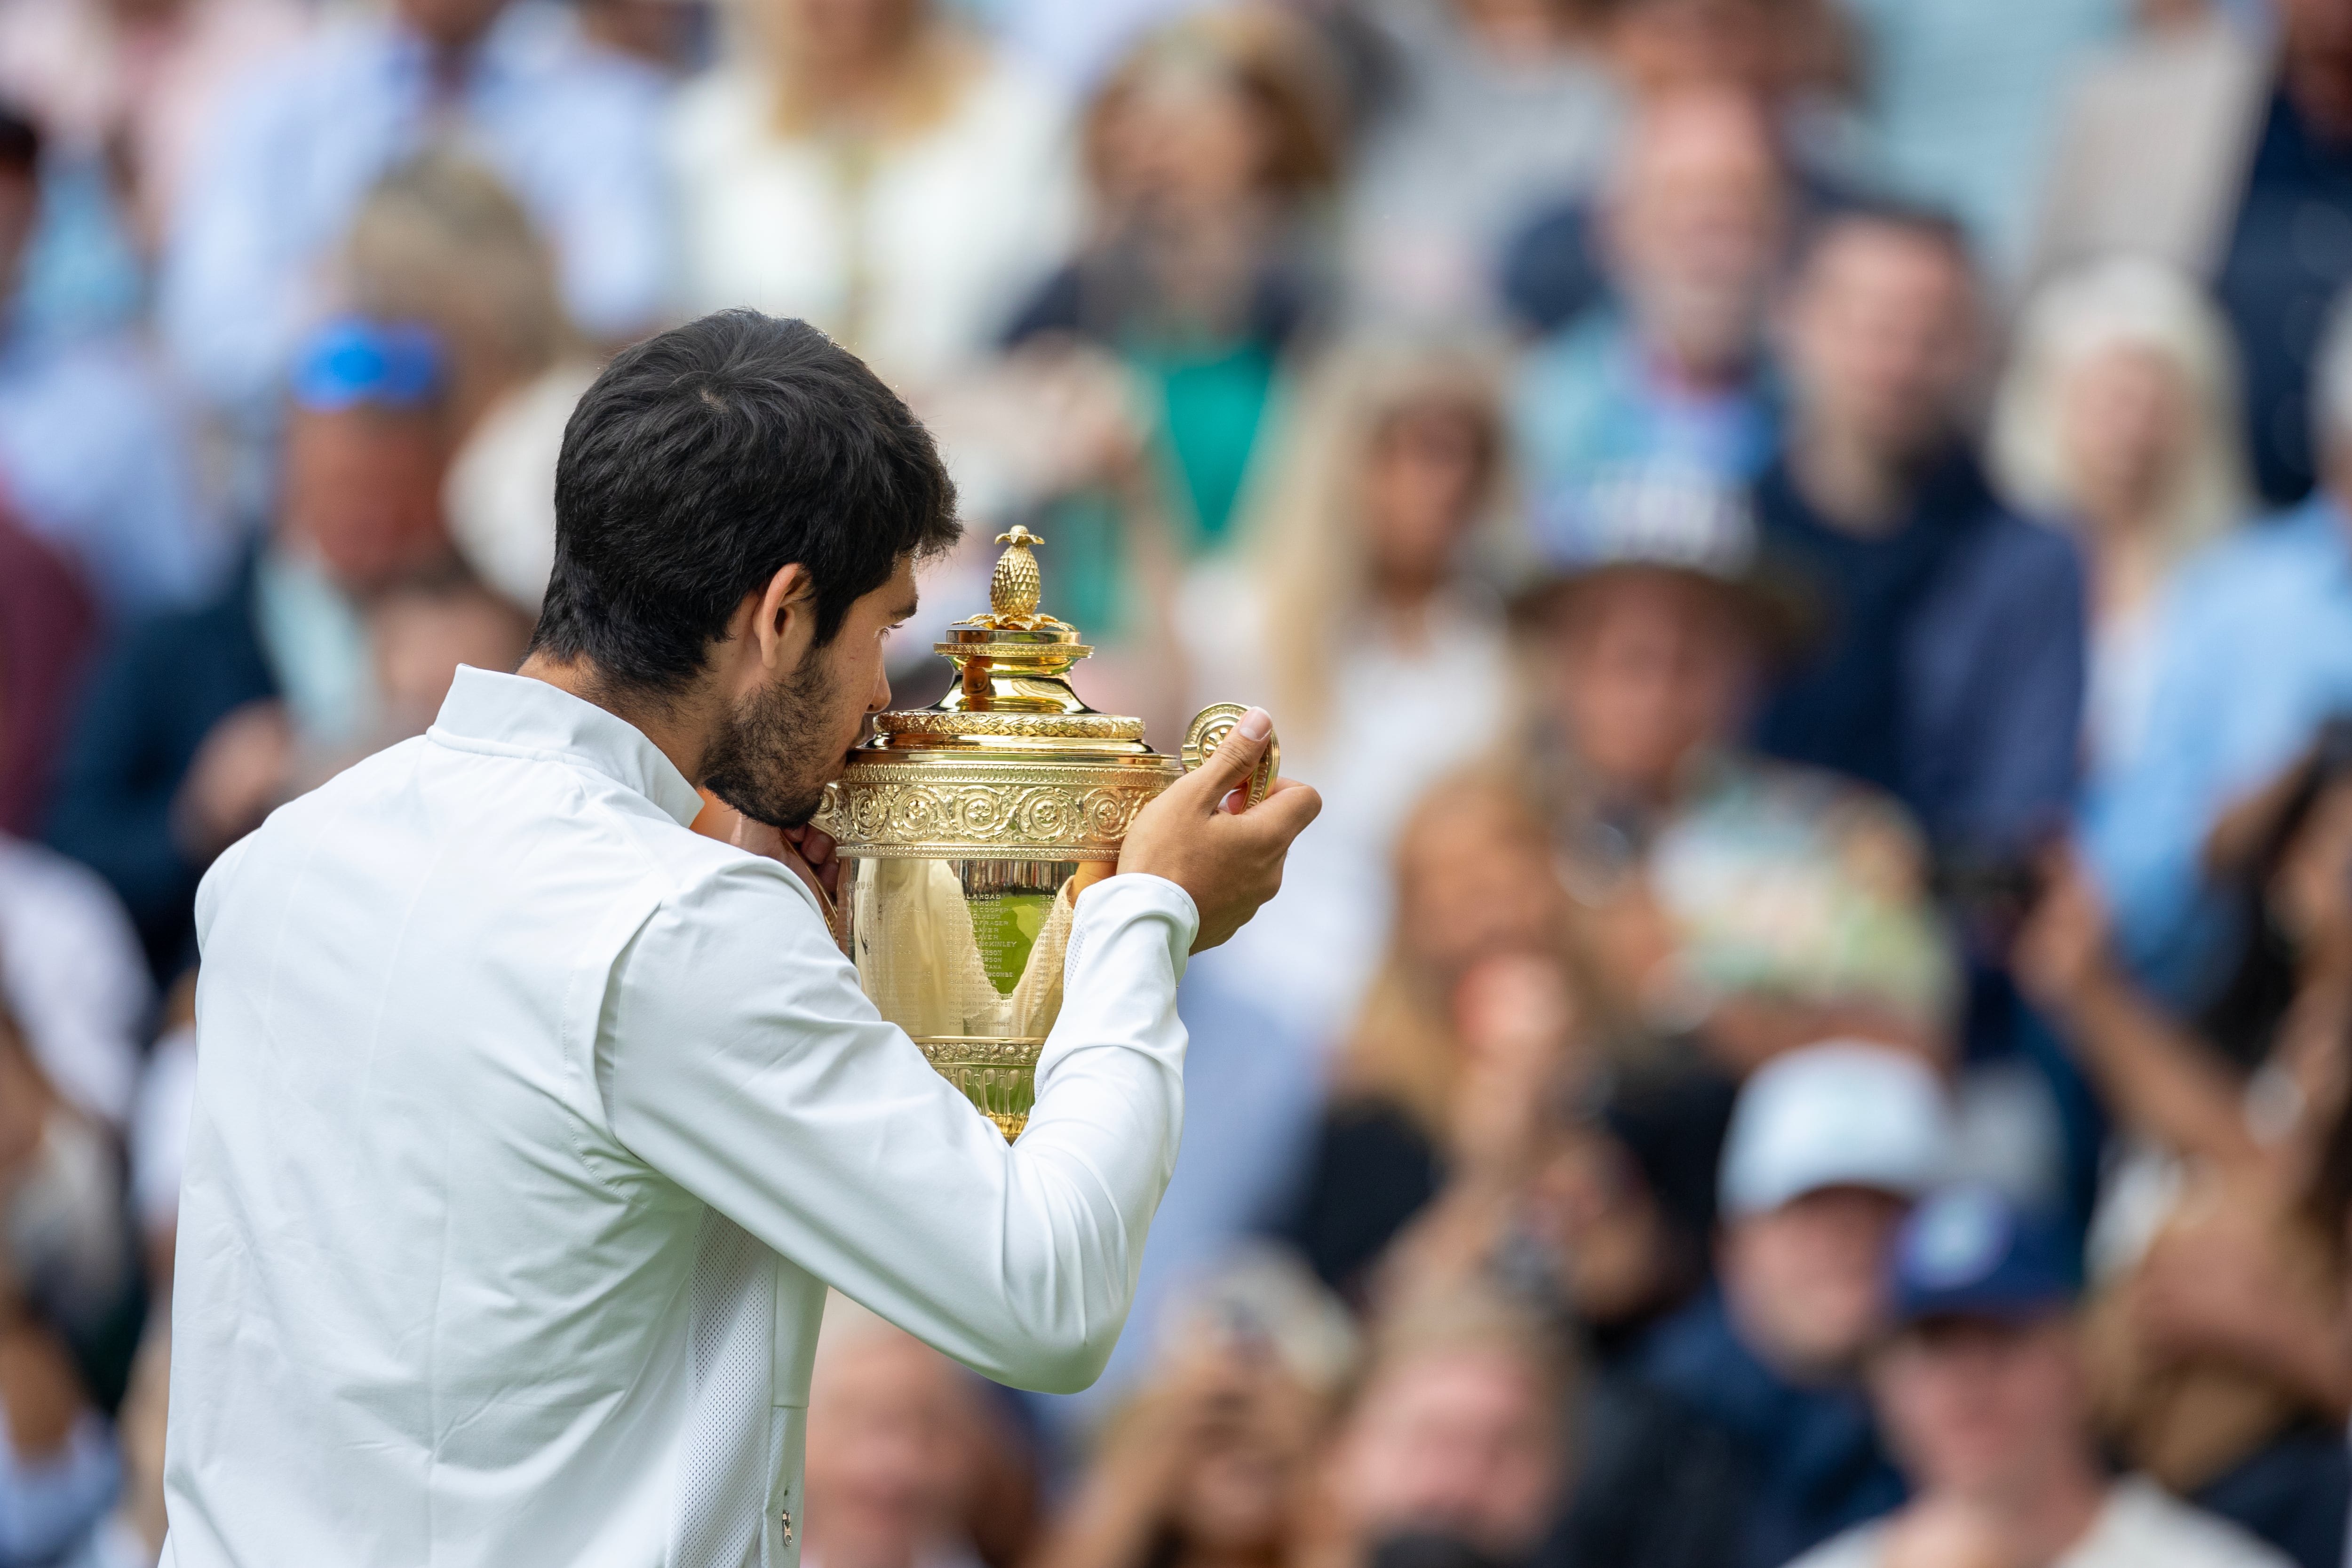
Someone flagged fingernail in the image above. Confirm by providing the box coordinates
[1237,707,1272,741]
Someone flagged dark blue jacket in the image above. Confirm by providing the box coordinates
[1636,1290,1904,1568]
[45,550,275,981]
[1752,451,2085,859]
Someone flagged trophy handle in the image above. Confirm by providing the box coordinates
[1180,704,1279,808]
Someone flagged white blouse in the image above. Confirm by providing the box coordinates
[668,54,1080,388]
[1177,562,1514,1045]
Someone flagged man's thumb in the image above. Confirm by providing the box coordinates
[1188,707,1274,807]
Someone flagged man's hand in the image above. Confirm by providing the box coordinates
[691,790,842,911]
[1118,708,1319,952]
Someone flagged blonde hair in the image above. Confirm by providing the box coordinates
[1990,256,2251,566]
[750,0,981,142]
[1083,4,1344,206]
[1348,1281,1577,1423]
[1335,764,1553,1138]
[1243,339,1515,750]
[343,150,572,431]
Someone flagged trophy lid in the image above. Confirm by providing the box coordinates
[855,525,1161,760]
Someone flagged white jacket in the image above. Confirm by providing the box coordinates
[161,666,1196,1568]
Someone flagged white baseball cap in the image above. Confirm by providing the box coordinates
[1718,1041,1952,1219]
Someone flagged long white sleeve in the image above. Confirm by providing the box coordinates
[598,862,1195,1393]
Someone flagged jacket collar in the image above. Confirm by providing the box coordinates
[428,665,704,828]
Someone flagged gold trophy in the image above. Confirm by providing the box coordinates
[813,526,1274,1141]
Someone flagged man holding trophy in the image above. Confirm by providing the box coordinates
[159,311,1319,1567]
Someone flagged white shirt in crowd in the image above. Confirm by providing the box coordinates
[163,666,1198,1568]
[0,835,150,1127]
[1179,563,1511,1045]
[1793,1478,2293,1568]
[668,52,1077,390]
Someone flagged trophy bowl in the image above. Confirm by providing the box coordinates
[814,527,1272,1141]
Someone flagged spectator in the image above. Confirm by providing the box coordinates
[2018,789,2352,1568]
[1514,88,1790,567]
[1005,6,1344,566]
[340,150,590,612]
[1513,481,1958,1072]
[0,827,149,1135]
[1752,204,2086,863]
[1321,1286,1570,1568]
[1498,0,1862,337]
[47,317,459,982]
[342,151,577,455]
[0,106,223,620]
[2088,291,2352,989]
[670,0,1077,390]
[1989,258,2252,813]
[1638,1042,1952,1568]
[1791,1185,2290,1568]
[0,0,305,258]
[366,573,533,743]
[159,0,669,424]
[806,1292,1012,1568]
[1180,339,1515,1041]
[1273,768,1585,1302]
[1523,1082,1758,1568]
[1515,1071,1740,1365]
[1030,1256,1355,1568]
[0,1005,135,1567]
[2031,0,2352,506]
[1338,0,1621,328]
[1371,1066,1755,1568]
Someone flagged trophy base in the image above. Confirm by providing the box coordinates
[915,1036,1044,1144]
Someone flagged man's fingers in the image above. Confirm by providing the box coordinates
[1184,708,1274,809]
[787,824,839,865]
[775,836,836,911]
[1237,778,1321,842]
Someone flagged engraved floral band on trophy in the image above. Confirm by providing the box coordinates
[813,526,1274,1140]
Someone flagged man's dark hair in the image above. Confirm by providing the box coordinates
[1791,196,1977,283]
[531,310,959,698]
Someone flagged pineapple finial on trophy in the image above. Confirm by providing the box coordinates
[991,525,1043,619]
[985,525,1068,630]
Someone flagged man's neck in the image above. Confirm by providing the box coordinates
[518,653,713,788]
[1787,423,1929,539]
[1943,1458,2108,1566]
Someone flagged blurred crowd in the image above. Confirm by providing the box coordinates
[9,0,2352,1564]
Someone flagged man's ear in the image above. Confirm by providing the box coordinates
[751,563,817,671]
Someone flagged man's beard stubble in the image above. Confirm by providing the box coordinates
[700,656,842,830]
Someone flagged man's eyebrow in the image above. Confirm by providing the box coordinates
[893,593,920,622]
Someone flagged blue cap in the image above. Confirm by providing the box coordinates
[289,316,445,412]
[1889,1185,2078,1325]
